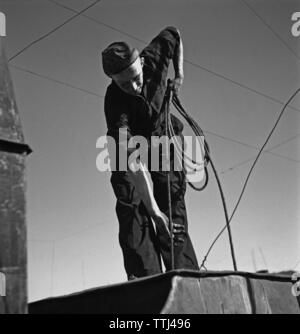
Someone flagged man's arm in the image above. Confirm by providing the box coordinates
[128,161,170,235]
[172,28,184,95]
[128,160,186,242]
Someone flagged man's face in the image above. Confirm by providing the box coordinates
[112,57,144,96]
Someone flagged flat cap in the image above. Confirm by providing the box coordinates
[102,42,139,76]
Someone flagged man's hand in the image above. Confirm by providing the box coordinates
[151,210,170,236]
[172,28,184,96]
[151,210,186,245]
[172,75,184,96]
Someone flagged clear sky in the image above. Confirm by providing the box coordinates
[1,0,299,302]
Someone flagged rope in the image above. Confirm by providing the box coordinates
[164,81,175,270]
[170,92,238,271]
[200,88,300,270]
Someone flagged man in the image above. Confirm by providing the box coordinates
[102,27,199,280]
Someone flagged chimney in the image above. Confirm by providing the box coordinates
[0,36,32,314]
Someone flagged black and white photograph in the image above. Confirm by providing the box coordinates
[0,0,299,316]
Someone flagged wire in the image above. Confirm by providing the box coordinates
[9,0,102,62]
[164,85,175,270]
[168,123,205,171]
[171,93,237,271]
[50,240,55,296]
[44,0,300,115]
[46,0,146,44]
[293,259,300,270]
[205,130,300,167]
[263,133,300,152]
[184,59,300,115]
[221,133,300,174]
[171,97,209,191]
[205,130,259,149]
[12,64,104,98]
[200,88,300,270]
[239,0,300,62]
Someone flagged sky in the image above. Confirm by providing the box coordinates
[0,0,299,302]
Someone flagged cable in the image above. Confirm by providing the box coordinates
[171,97,209,191]
[168,100,209,192]
[293,259,300,270]
[221,152,300,175]
[170,92,238,271]
[9,0,102,62]
[200,88,300,270]
[169,91,300,176]
[239,0,300,62]
[168,120,206,173]
[12,64,104,98]
[221,133,300,174]
[168,124,205,172]
[183,59,300,115]
[162,81,210,270]
[44,0,300,115]
[46,0,146,44]
[165,84,175,270]
[50,240,55,296]
[263,133,300,152]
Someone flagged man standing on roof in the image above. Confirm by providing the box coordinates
[101,27,199,280]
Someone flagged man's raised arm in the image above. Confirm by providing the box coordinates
[172,28,184,95]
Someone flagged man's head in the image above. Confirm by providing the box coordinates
[102,42,144,96]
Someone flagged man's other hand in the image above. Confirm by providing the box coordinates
[172,76,184,96]
[151,210,170,236]
[151,210,186,245]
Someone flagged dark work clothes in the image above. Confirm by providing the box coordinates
[104,27,199,278]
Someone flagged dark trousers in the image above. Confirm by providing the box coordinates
[111,169,199,279]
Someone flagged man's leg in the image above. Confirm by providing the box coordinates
[151,170,199,271]
[111,172,162,278]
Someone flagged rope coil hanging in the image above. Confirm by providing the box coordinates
[163,79,238,271]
